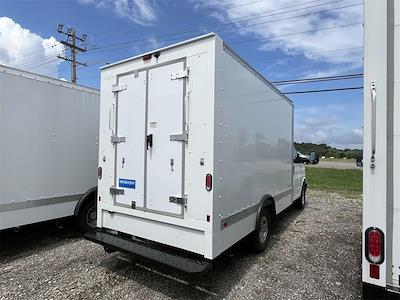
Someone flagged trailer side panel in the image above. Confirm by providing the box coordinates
[213,36,293,257]
[0,66,99,230]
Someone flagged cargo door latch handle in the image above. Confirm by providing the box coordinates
[110,187,124,195]
[170,133,188,142]
[146,134,153,150]
[169,196,187,207]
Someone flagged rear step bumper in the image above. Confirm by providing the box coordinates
[85,230,213,274]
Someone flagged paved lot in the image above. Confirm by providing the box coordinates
[0,190,362,300]
[310,160,361,170]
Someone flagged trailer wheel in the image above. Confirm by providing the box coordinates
[77,199,97,233]
[252,208,271,253]
[296,184,306,210]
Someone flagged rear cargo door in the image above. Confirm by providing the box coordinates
[146,61,186,216]
[115,71,146,208]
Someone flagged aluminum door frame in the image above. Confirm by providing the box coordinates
[113,58,187,218]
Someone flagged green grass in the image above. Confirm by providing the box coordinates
[305,167,362,196]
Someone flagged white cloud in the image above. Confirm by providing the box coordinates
[147,37,161,49]
[296,104,347,115]
[303,116,338,127]
[295,105,362,149]
[0,17,64,76]
[195,0,363,71]
[77,0,158,25]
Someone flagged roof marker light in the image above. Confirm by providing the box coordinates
[143,54,152,61]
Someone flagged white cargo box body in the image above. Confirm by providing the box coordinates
[97,33,296,260]
[0,65,99,230]
[363,0,400,294]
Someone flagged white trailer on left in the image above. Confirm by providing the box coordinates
[0,65,99,232]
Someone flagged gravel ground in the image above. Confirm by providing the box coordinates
[0,189,362,300]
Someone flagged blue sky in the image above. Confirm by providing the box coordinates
[0,0,364,149]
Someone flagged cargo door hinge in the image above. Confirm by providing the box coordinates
[110,187,124,195]
[111,136,126,144]
[171,68,189,80]
[169,196,187,207]
[112,84,127,93]
[169,133,188,142]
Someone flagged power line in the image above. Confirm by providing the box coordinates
[9,0,359,71]
[47,47,363,82]
[226,0,276,10]
[25,3,362,78]
[17,0,360,70]
[272,73,363,85]
[231,22,362,45]
[85,21,362,58]
[87,0,328,47]
[45,58,105,77]
[16,57,58,70]
[198,2,363,42]
[197,0,350,34]
[85,45,362,69]
[6,0,324,64]
[214,2,362,35]
[248,46,363,64]
[283,86,363,94]
[7,43,60,64]
[86,0,355,54]
[188,0,267,10]
[15,49,67,69]
[50,60,365,96]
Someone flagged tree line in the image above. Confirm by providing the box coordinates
[294,142,362,159]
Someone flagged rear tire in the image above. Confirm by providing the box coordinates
[296,184,306,210]
[252,208,271,253]
[77,199,97,233]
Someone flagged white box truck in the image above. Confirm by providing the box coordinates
[86,33,306,273]
[362,0,400,297]
[362,0,400,299]
[0,65,99,233]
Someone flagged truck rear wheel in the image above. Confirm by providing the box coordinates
[252,208,271,253]
[77,199,97,233]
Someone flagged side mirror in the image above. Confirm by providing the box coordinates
[310,151,316,160]
[309,151,319,164]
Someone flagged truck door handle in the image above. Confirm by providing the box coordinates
[146,134,153,150]
[370,81,376,168]
[108,104,115,134]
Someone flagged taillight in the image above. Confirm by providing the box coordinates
[365,227,384,264]
[98,167,102,180]
[206,174,212,191]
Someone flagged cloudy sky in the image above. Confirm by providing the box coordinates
[0,0,364,149]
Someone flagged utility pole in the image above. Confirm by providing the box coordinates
[56,24,87,83]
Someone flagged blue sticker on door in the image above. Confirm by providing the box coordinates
[119,178,136,189]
